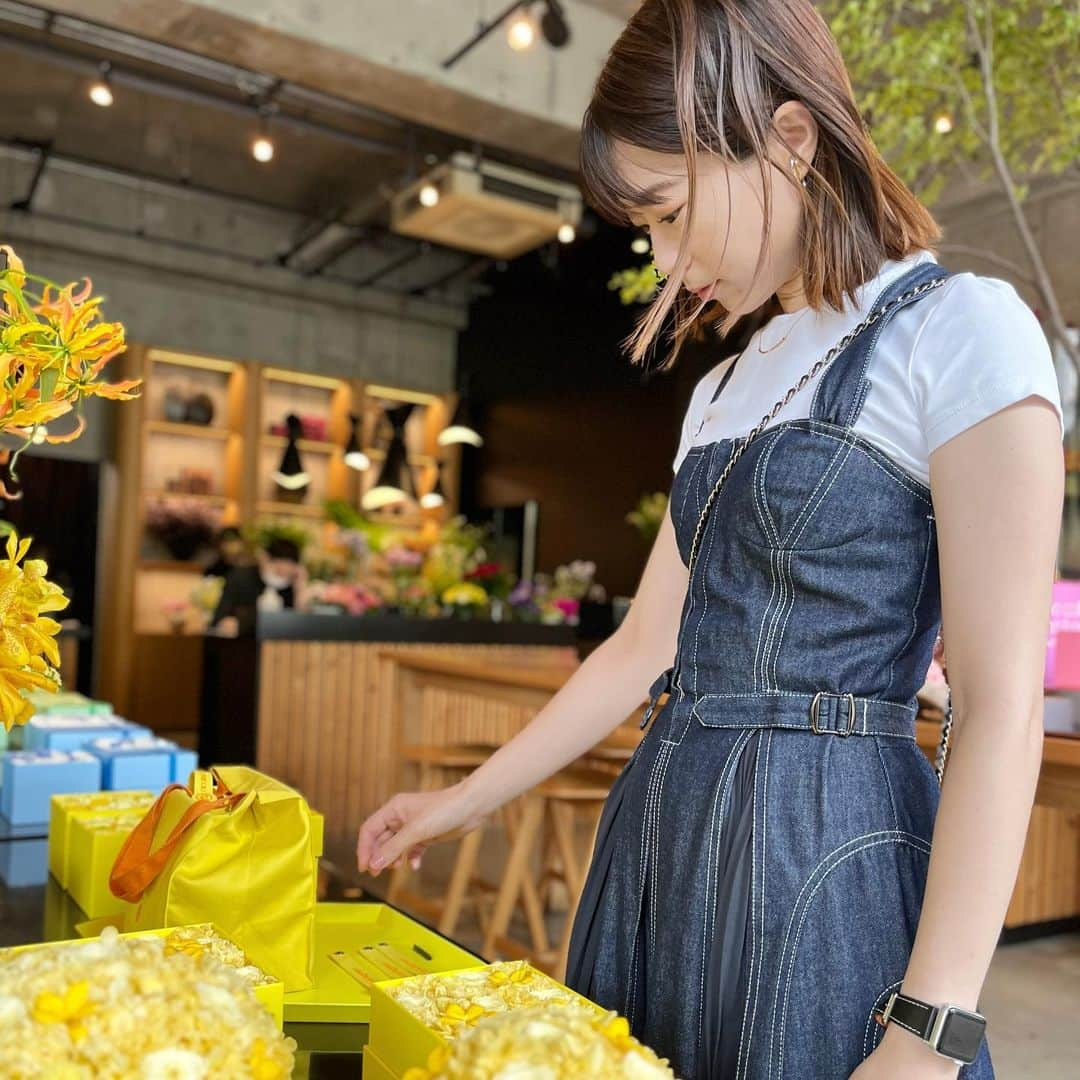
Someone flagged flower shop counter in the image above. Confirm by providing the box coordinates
[253,612,578,852]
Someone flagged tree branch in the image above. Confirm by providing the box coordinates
[962,0,1080,374]
[935,244,1038,289]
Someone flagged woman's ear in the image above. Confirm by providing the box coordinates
[771,100,818,173]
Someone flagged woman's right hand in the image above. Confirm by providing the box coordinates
[356,782,486,877]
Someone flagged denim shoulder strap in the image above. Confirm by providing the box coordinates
[809,260,953,429]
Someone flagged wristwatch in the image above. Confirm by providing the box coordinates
[874,990,987,1066]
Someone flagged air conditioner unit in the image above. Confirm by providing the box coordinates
[390,152,582,259]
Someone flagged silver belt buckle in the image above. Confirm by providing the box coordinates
[809,692,857,736]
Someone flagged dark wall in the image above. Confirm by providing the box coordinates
[458,225,720,599]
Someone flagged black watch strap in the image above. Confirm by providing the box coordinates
[875,991,986,1065]
[879,992,936,1039]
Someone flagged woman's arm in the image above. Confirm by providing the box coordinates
[456,503,688,819]
[357,502,688,872]
[864,395,1063,1076]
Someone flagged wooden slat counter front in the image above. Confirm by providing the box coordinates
[255,612,577,852]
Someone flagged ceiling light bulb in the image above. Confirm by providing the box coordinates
[252,135,275,163]
[631,235,651,255]
[419,183,440,208]
[507,14,536,51]
[89,80,113,108]
[557,223,576,244]
[933,111,954,135]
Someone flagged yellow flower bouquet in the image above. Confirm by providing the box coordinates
[402,1002,678,1080]
[0,531,70,730]
[0,925,294,1079]
[0,244,138,727]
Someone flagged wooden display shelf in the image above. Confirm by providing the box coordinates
[256,500,327,519]
[145,420,234,441]
[261,434,341,456]
[146,348,239,375]
[137,559,207,574]
[143,490,234,505]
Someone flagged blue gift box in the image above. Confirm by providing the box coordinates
[87,737,198,791]
[0,751,102,826]
[0,836,49,887]
[23,715,150,752]
[23,691,113,717]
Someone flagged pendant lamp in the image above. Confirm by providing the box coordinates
[272,414,311,491]
[343,413,370,471]
[438,380,483,448]
[362,404,415,510]
[420,465,445,510]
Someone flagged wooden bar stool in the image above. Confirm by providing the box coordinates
[482,765,615,981]
[386,743,500,938]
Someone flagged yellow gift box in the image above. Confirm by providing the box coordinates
[282,902,483,1024]
[48,790,154,887]
[1,924,284,1028]
[367,961,606,1078]
[67,811,148,919]
[362,1044,398,1080]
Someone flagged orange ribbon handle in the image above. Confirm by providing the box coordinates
[109,778,245,902]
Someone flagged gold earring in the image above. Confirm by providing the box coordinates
[790,155,809,189]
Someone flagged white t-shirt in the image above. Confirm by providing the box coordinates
[673,250,1064,487]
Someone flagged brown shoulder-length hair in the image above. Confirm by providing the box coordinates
[581,0,942,371]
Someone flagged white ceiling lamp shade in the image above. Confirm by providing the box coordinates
[361,404,416,511]
[343,413,370,471]
[271,414,311,491]
[437,393,483,449]
[420,466,445,510]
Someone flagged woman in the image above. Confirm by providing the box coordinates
[356,3,1064,1076]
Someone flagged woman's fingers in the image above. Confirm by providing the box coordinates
[356,799,406,872]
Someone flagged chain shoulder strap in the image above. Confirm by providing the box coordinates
[685,274,948,575]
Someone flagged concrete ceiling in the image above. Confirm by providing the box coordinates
[0,1,633,300]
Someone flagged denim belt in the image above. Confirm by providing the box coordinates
[641,668,918,740]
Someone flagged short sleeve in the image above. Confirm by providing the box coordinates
[672,362,730,473]
[908,274,1065,454]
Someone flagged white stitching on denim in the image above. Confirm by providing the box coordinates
[864,980,904,1057]
[628,741,667,1019]
[885,513,935,702]
[752,434,784,691]
[649,743,674,956]
[773,832,933,1076]
[801,427,932,504]
[769,434,853,691]
[689,446,725,711]
[737,730,771,1080]
[873,736,900,832]
[766,828,927,1070]
[695,691,916,713]
[680,444,708,522]
[695,730,755,1066]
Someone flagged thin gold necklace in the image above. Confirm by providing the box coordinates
[756,306,811,354]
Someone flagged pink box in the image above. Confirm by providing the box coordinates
[1045,580,1080,689]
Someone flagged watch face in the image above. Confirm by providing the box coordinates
[937,1009,986,1063]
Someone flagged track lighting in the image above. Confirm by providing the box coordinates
[89,62,113,108]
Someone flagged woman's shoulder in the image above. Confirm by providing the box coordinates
[905,267,1063,448]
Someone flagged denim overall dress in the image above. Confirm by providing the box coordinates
[565,260,995,1079]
